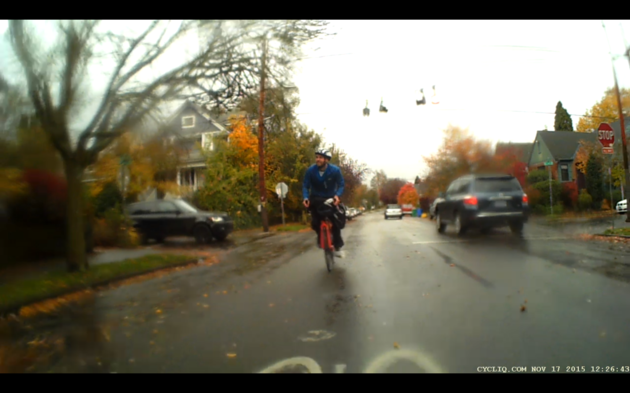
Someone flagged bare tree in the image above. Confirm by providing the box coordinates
[4,20,323,272]
[189,20,331,112]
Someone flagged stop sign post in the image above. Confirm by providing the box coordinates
[598,123,615,154]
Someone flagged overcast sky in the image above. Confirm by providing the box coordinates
[2,20,630,184]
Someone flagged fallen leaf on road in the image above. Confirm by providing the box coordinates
[129,359,135,363]
[155,309,162,314]
[524,299,528,304]
[269,303,275,307]
[150,341,155,345]
[223,291,228,294]
[204,294,208,297]
[203,305,209,308]
[450,264,454,267]
[226,353,237,358]
[394,342,400,349]
[244,284,251,289]
[267,281,271,284]
[153,330,159,334]
[520,305,527,312]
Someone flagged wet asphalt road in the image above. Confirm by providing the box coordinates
[24,212,630,373]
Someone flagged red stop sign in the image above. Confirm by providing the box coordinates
[598,123,615,148]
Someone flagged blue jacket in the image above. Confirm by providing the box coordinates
[303,163,345,200]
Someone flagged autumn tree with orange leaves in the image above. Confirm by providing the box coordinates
[226,115,258,170]
[397,183,419,206]
[422,125,499,197]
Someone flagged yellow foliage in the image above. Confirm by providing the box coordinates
[228,115,258,170]
[87,131,182,200]
[576,88,630,133]
[0,168,27,199]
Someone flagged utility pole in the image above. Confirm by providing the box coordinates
[257,36,269,232]
[611,69,630,222]
[603,22,630,222]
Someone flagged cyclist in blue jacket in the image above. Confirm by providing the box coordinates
[303,149,345,257]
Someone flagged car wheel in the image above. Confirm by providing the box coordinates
[436,211,446,233]
[194,225,212,244]
[213,232,228,241]
[454,212,467,236]
[509,220,524,235]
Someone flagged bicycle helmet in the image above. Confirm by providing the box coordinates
[315,149,331,160]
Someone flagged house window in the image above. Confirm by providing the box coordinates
[560,165,569,182]
[179,168,196,187]
[202,133,214,151]
[182,116,195,128]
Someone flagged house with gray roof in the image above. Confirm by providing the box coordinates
[159,101,254,197]
[527,131,598,190]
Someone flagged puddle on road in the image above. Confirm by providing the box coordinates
[298,330,336,342]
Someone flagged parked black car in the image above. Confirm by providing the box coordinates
[434,174,529,235]
[126,199,234,244]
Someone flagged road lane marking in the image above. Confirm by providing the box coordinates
[259,357,322,373]
[364,349,445,373]
[298,330,336,342]
[335,364,347,373]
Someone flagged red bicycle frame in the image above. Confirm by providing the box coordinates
[320,218,334,251]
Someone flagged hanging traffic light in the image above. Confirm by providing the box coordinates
[431,85,439,104]
[416,88,426,105]
[379,98,388,113]
[363,100,370,116]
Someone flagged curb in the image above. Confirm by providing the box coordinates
[535,217,616,226]
[594,234,630,240]
[233,232,277,246]
[0,258,199,318]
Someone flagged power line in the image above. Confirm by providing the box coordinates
[296,107,619,120]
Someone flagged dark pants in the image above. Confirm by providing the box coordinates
[309,196,344,250]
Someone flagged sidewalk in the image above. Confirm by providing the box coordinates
[0,229,277,286]
[529,214,629,236]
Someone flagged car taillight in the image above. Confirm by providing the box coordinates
[523,194,528,204]
[463,196,477,205]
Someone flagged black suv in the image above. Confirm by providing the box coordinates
[434,174,529,235]
[126,199,234,244]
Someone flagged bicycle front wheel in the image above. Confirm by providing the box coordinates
[325,249,334,272]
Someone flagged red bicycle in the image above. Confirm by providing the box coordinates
[318,198,337,272]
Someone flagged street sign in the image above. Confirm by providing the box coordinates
[598,123,615,149]
[275,182,288,198]
[544,161,553,166]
